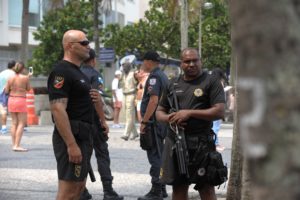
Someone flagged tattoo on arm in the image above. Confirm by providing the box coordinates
[50,98,68,105]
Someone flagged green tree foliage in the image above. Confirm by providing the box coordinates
[197,0,231,69]
[29,0,93,75]
[102,0,230,70]
[102,0,181,59]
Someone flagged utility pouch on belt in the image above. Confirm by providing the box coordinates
[140,123,153,150]
[69,120,93,141]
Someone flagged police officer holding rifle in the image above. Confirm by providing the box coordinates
[156,48,225,200]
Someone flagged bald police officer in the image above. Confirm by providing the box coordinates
[48,30,103,200]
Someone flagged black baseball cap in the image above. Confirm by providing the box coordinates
[88,48,96,60]
[143,51,160,62]
[84,48,96,63]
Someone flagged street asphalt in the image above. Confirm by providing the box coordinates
[0,121,233,200]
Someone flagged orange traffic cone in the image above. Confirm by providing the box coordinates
[26,89,39,125]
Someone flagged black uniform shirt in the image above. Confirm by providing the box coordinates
[47,60,94,124]
[80,64,103,123]
[80,64,101,89]
[141,67,169,118]
[159,71,225,133]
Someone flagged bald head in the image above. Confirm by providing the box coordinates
[61,30,90,66]
[62,30,86,50]
[181,48,200,60]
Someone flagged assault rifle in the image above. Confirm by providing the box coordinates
[168,83,189,178]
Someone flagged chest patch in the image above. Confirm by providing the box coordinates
[53,76,64,89]
[149,78,156,85]
[194,88,203,97]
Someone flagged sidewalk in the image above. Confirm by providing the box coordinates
[0,121,232,200]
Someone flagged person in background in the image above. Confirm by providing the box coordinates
[111,70,123,128]
[0,60,16,134]
[80,49,123,200]
[135,65,149,122]
[5,62,30,152]
[120,62,139,141]
[138,51,169,200]
[211,68,227,152]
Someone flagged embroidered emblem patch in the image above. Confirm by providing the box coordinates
[53,76,64,89]
[148,86,153,92]
[149,78,156,85]
[194,88,203,97]
[74,165,81,178]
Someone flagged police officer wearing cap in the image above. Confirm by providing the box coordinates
[48,30,103,200]
[138,51,169,200]
[80,48,124,200]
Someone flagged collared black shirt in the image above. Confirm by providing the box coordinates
[159,72,225,133]
[47,60,94,124]
[141,67,169,118]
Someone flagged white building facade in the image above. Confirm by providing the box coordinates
[0,0,149,71]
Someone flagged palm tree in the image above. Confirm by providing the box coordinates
[21,0,29,64]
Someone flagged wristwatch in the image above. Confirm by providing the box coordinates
[141,121,148,125]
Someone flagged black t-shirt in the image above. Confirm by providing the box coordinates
[47,60,94,124]
[80,64,103,124]
[141,67,169,118]
[80,64,101,89]
[159,72,225,133]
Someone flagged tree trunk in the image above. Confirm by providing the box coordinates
[231,0,300,200]
[180,0,188,50]
[226,53,243,200]
[198,0,203,57]
[94,0,101,71]
[50,0,64,10]
[21,0,29,63]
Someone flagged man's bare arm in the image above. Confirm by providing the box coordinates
[142,95,159,123]
[169,103,225,125]
[90,89,109,134]
[50,98,82,163]
[156,105,170,123]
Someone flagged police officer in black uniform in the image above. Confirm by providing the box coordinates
[80,49,124,200]
[138,51,169,200]
[156,48,225,200]
[48,30,103,200]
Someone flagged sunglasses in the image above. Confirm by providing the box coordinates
[70,40,90,46]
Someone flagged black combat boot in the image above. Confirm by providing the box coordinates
[161,184,168,198]
[80,188,92,200]
[103,181,124,200]
[137,184,163,200]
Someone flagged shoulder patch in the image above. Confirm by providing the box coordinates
[54,76,64,89]
[149,78,156,85]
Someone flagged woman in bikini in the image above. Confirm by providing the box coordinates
[5,62,31,152]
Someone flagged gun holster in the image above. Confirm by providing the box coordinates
[140,123,153,150]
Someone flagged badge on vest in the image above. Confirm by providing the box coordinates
[194,88,203,97]
[149,78,156,85]
[54,76,64,89]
